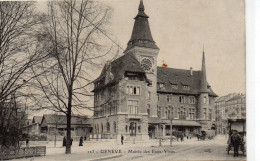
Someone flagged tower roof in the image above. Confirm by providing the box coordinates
[200,50,209,93]
[125,0,159,51]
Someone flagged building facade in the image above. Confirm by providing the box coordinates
[92,0,217,141]
[215,93,246,134]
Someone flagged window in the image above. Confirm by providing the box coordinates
[107,122,110,133]
[183,85,190,90]
[147,104,150,117]
[157,94,160,101]
[125,125,128,132]
[171,84,178,89]
[167,95,171,102]
[179,96,185,103]
[177,108,181,119]
[157,106,161,118]
[148,92,151,100]
[203,96,207,104]
[203,108,207,119]
[158,83,164,89]
[114,122,116,133]
[128,100,139,114]
[165,107,168,119]
[126,86,140,95]
[209,109,212,120]
[189,96,195,104]
[188,108,195,120]
[111,101,117,115]
[168,109,171,119]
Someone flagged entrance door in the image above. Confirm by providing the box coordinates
[130,122,136,136]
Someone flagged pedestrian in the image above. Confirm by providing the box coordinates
[79,136,83,146]
[62,136,66,147]
[71,138,73,146]
[181,134,184,142]
[121,135,124,145]
[26,138,29,147]
[231,130,242,157]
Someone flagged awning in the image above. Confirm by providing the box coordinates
[164,120,201,127]
[148,117,167,124]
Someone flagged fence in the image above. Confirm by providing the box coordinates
[0,146,46,160]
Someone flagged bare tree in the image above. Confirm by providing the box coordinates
[0,2,49,103]
[30,0,113,154]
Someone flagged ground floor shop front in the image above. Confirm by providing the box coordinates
[90,116,216,141]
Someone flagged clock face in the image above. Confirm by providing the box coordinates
[141,58,152,71]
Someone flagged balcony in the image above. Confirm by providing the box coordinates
[127,114,142,120]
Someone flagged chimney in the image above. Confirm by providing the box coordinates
[190,67,193,76]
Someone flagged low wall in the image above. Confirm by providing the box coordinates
[0,146,46,160]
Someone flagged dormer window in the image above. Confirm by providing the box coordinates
[171,84,178,89]
[158,83,164,89]
[183,85,190,90]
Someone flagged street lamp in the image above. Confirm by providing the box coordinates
[159,121,162,146]
[170,113,173,147]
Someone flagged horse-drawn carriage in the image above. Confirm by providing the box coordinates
[195,130,215,140]
[226,119,246,155]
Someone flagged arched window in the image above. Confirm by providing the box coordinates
[96,124,99,133]
[113,122,116,133]
[107,122,110,133]
[101,123,103,133]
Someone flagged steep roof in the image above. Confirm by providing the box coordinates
[157,66,217,97]
[125,0,158,51]
[92,53,148,92]
[32,116,43,124]
[227,94,245,102]
[41,114,89,125]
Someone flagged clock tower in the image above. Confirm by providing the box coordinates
[125,0,159,118]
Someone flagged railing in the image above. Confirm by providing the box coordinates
[0,146,46,160]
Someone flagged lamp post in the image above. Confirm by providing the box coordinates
[159,121,162,146]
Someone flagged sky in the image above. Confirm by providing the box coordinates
[37,0,246,96]
[102,0,246,96]
[34,0,246,116]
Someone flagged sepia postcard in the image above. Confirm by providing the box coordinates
[0,0,250,160]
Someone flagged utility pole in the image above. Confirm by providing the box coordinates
[170,114,173,147]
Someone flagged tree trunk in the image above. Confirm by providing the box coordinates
[65,96,72,154]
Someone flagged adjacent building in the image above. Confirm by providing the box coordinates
[215,93,246,134]
[40,114,92,141]
[91,0,217,141]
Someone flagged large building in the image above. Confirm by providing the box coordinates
[215,93,246,134]
[92,0,217,141]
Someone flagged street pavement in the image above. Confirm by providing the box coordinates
[13,135,246,161]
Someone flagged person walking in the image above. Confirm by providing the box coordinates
[62,136,66,147]
[121,135,124,145]
[231,130,242,157]
[26,138,29,147]
[79,136,83,146]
